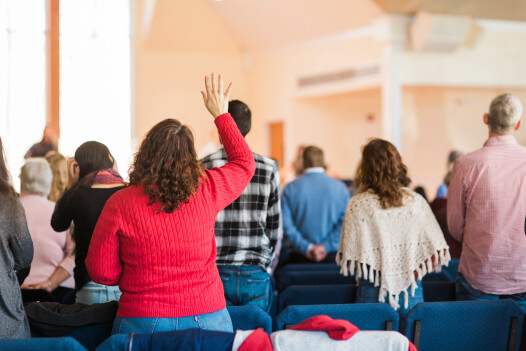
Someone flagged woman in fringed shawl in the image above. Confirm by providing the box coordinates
[337,139,450,316]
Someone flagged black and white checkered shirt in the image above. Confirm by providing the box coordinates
[201,149,280,271]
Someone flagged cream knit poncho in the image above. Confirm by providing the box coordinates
[336,189,450,310]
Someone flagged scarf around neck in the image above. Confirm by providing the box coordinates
[79,168,125,187]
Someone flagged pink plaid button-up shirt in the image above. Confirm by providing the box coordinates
[448,135,526,295]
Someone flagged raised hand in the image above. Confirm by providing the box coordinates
[201,73,233,119]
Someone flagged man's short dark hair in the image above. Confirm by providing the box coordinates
[303,146,325,168]
[228,100,252,137]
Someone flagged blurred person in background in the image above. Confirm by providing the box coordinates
[0,137,33,338]
[51,141,126,305]
[24,125,58,159]
[435,150,463,199]
[280,144,340,186]
[279,145,306,185]
[44,151,68,202]
[414,186,428,203]
[430,171,462,259]
[281,145,349,265]
[20,158,75,304]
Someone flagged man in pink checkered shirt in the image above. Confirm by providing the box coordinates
[448,93,526,311]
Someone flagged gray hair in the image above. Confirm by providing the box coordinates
[20,158,53,196]
[488,93,523,134]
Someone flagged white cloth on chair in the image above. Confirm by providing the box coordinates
[271,330,411,351]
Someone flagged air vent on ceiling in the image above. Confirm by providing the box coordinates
[298,65,380,88]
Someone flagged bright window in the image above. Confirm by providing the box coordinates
[0,0,46,189]
[59,0,132,177]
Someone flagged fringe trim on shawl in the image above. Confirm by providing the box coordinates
[338,250,451,310]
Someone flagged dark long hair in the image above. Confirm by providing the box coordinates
[0,138,23,236]
[74,141,116,188]
[129,119,203,213]
[0,138,16,197]
[356,139,412,209]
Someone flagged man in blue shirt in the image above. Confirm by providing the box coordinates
[281,146,350,263]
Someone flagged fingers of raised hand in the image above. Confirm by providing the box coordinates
[205,75,213,95]
[211,73,217,92]
[218,74,224,93]
[224,82,232,100]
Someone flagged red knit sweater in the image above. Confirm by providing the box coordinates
[85,113,256,318]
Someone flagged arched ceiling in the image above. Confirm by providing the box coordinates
[141,0,526,53]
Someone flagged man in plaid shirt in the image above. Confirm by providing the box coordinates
[201,100,280,313]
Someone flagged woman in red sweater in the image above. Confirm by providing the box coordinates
[86,74,256,335]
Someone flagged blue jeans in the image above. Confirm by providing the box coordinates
[111,308,233,335]
[217,265,272,313]
[356,279,423,317]
[76,281,122,305]
[456,273,526,312]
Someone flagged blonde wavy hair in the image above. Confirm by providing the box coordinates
[44,151,68,202]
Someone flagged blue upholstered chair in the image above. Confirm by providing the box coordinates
[278,284,356,313]
[403,300,524,351]
[277,271,355,292]
[97,329,235,351]
[521,314,526,351]
[276,303,399,331]
[276,263,340,278]
[0,337,87,351]
[227,305,272,334]
[95,334,128,351]
[422,281,456,302]
[66,322,113,350]
[31,321,113,351]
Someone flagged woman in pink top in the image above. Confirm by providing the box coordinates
[20,158,75,303]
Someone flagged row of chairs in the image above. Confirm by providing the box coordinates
[3,301,524,351]
[0,306,273,351]
[276,300,525,351]
[278,281,456,312]
[276,260,460,292]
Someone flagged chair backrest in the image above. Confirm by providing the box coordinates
[276,303,399,331]
[422,281,456,302]
[95,334,128,351]
[403,300,524,351]
[31,321,113,350]
[521,314,526,351]
[98,329,235,351]
[227,305,273,334]
[278,271,355,292]
[0,337,87,351]
[276,264,340,278]
[65,321,113,350]
[278,284,356,313]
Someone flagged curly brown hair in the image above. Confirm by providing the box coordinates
[356,138,411,209]
[129,119,203,213]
